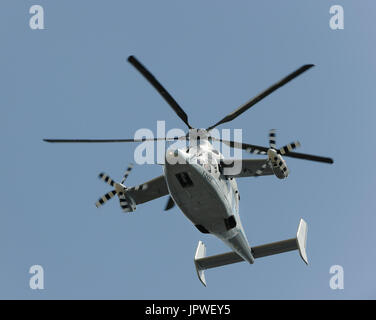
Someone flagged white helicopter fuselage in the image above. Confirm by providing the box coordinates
[163,133,255,264]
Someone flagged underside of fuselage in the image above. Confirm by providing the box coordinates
[164,146,255,264]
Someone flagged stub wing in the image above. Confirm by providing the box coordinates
[194,219,308,286]
[127,175,169,205]
[95,174,170,213]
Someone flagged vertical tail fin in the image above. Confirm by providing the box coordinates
[194,241,207,287]
[296,219,308,265]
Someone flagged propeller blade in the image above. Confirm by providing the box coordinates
[43,137,186,143]
[121,164,133,184]
[255,162,269,176]
[269,129,277,149]
[216,138,268,155]
[279,141,301,155]
[95,190,117,208]
[98,173,116,187]
[164,196,175,211]
[127,56,192,129]
[206,64,315,131]
[129,183,148,192]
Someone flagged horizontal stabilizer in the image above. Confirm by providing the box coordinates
[194,219,308,286]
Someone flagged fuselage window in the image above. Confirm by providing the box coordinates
[175,172,194,188]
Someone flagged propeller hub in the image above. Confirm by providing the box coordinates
[267,148,278,159]
[114,183,127,194]
[188,128,210,139]
[265,129,299,179]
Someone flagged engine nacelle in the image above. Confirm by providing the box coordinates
[114,183,137,212]
[267,149,289,179]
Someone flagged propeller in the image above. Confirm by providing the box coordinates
[252,129,300,178]
[265,129,301,155]
[95,164,138,212]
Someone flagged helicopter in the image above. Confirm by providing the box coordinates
[44,56,333,286]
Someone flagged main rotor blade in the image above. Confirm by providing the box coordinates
[218,139,333,164]
[128,56,192,129]
[43,137,187,143]
[277,150,333,164]
[206,64,315,131]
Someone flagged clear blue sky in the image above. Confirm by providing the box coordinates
[1,0,375,299]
